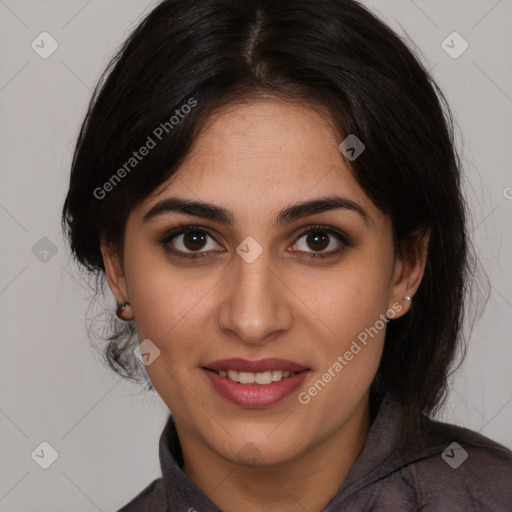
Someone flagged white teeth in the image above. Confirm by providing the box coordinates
[227,370,238,381]
[238,371,255,384]
[218,369,297,384]
[255,371,272,384]
[272,370,283,382]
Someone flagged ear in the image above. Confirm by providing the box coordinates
[388,229,430,317]
[100,237,129,304]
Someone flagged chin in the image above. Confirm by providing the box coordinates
[211,428,305,468]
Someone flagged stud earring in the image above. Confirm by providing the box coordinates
[116,301,133,321]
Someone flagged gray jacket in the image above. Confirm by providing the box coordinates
[118,394,512,511]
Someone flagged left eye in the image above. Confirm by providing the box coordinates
[291,227,346,256]
[293,226,350,258]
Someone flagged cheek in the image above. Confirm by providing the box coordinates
[129,274,204,353]
[308,249,393,338]
[298,266,389,417]
[127,263,210,410]
[297,249,392,398]
[124,249,221,376]
[315,286,387,384]
[122,233,192,328]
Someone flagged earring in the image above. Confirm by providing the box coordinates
[116,301,133,321]
[403,295,412,311]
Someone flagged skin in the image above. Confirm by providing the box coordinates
[101,98,429,512]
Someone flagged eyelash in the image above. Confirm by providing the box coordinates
[158,224,352,262]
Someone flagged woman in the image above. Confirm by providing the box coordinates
[61,0,512,510]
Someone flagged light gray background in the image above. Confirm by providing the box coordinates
[0,1,511,511]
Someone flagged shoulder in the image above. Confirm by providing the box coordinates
[403,416,512,510]
[116,477,168,512]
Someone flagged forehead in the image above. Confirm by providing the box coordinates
[178,99,343,184]
[138,99,385,227]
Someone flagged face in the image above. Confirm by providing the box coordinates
[102,98,424,468]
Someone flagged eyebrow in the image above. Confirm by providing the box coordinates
[143,195,371,227]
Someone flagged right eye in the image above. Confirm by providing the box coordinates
[159,225,225,260]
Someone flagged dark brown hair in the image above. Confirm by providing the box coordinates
[62,0,479,444]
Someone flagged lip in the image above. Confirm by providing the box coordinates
[203,357,309,373]
[202,367,310,407]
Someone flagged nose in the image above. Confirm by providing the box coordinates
[216,247,294,346]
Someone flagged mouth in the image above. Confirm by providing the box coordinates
[201,358,311,407]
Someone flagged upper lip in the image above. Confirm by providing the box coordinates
[203,358,309,373]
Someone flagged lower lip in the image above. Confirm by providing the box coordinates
[203,369,310,408]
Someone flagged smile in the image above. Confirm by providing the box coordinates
[201,358,311,407]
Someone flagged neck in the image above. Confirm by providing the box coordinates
[177,397,371,512]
